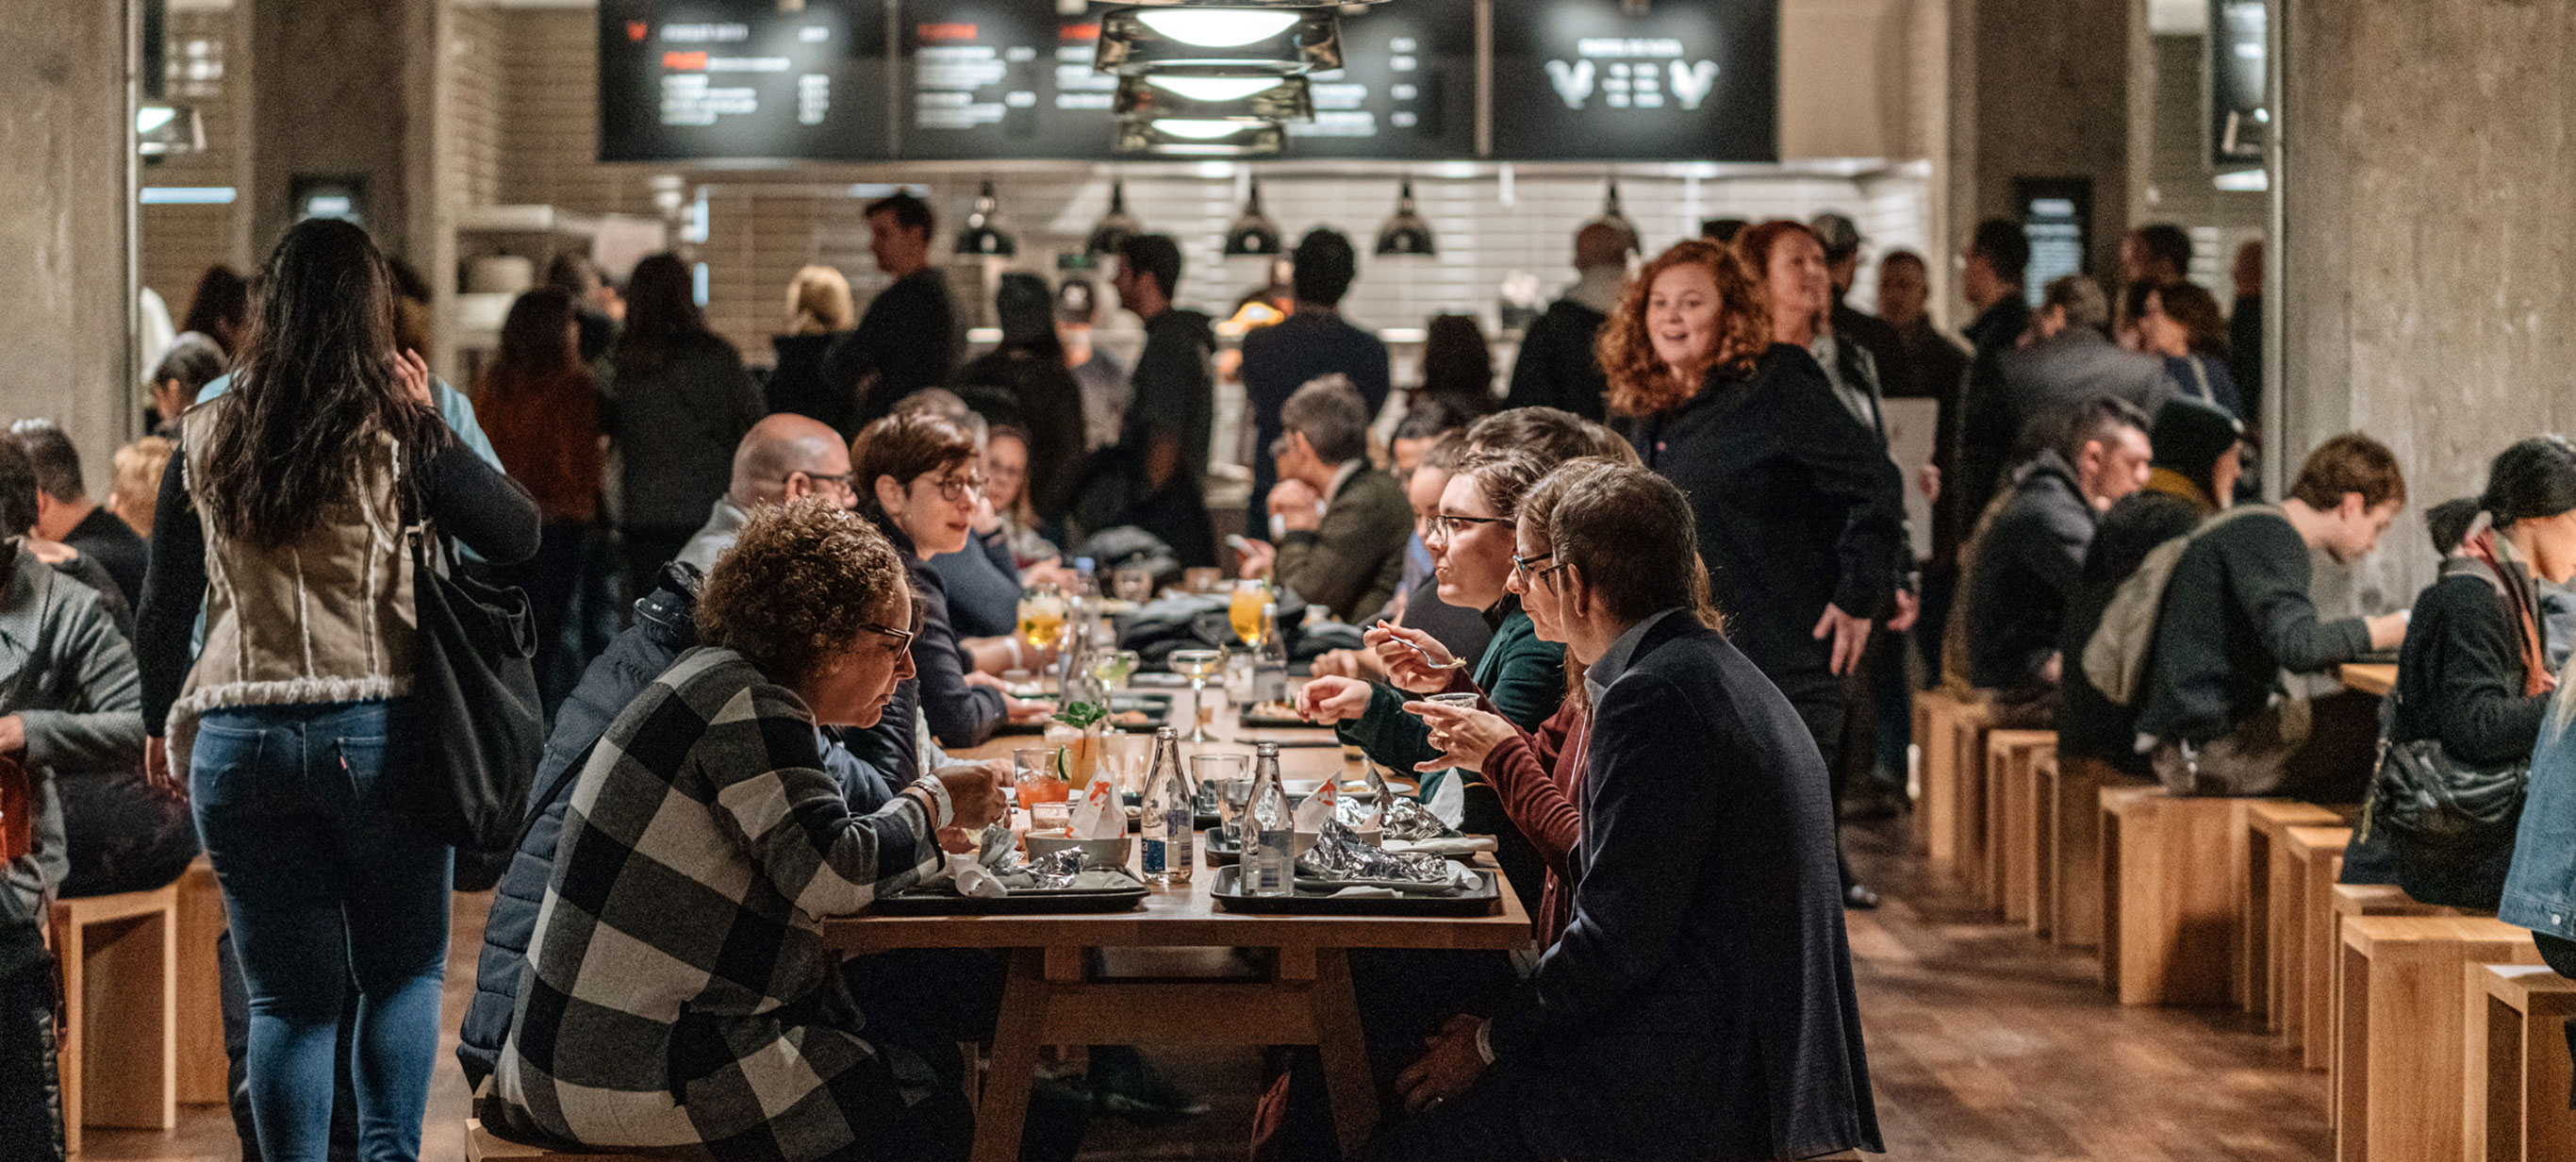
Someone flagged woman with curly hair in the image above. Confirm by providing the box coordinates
[1599,239,1906,907]
[491,499,1008,1160]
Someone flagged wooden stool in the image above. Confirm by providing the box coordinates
[2242,802,2351,1020]
[2100,788,2247,1005]
[2328,885,2464,1113]
[1948,699,1998,900]
[49,881,180,1154]
[2046,756,2147,950]
[2336,917,2540,1162]
[175,855,227,1104]
[2287,826,2354,1068]
[1983,730,2054,923]
[466,1117,686,1160]
[2028,754,2058,939]
[1914,689,1982,865]
[2467,963,2576,1162]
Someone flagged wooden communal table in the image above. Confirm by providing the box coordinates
[823,701,1531,1162]
[2339,663,2397,697]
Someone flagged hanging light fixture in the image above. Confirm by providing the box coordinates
[1115,117,1286,157]
[1115,74,1313,121]
[1586,178,1641,254]
[954,180,1016,257]
[1223,177,1282,256]
[1094,6,1342,76]
[1084,180,1142,257]
[1374,179,1435,257]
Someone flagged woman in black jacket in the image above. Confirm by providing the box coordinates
[952,274,1087,530]
[604,254,765,604]
[853,411,1049,750]
[1602,240,1906,906]
[2370,438,2576,906]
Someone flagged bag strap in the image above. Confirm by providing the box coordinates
[510,738,601,856]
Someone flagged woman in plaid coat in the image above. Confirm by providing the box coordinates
[490,502,1007,1161]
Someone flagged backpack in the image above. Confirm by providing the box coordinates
[2082,504,2279,706]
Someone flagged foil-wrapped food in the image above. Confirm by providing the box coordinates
[1377,796,1454,843]
[1294,820,1478,893]
[946,827,1143,897]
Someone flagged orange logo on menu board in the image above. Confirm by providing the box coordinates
[627,21,649,42]
[1061,23,1099,42]
[662,50,708,69]
[917,22,979,41]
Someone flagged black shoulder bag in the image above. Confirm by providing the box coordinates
[396,501,545,854]
[2366,555,2534,908]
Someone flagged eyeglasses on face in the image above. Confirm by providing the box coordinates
[1426,512,1511,541]
[1509,549,1557,577]
[916,471,989,503]
[857,620,916,649]
[788,470,856,493]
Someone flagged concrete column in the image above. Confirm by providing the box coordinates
[0,2,137,484]
[2276,0,2576,608]
[1946,0,2140,303]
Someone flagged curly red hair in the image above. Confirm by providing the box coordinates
[1597,239,1772,418]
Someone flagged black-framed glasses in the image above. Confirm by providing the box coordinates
[918,472,990,503]
[1510,550,1557,577]
[789,470,855,493]
[1426,513,1511,540]
[857,621,916,649]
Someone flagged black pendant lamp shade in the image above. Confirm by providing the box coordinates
[1374,179,1435,257]
[956,180,1016,257]
[1224,178,1282,256]
[1094,7,1343,77]
[1085,181,1142,257]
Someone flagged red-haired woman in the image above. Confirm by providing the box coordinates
[1599,239,1906,908]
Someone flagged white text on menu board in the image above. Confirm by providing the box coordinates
[1544,37,1718,111]
[1291,36,1418,138]
[656,22,834,127]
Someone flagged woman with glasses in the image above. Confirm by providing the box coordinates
[1296,448,1570,910]
[854,411,1049,753]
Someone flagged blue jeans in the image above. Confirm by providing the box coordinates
[190,701,452,1162]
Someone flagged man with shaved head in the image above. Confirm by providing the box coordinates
[673,413,856,572]
[1503,221,1630,420]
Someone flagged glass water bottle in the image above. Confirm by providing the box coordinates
[1139,727,1194,884]
[1245,742,1295,897]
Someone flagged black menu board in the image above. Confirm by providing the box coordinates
[897,0,1120,159]
[1280,0,1475,159]
[598,0,889,162]
[1489,0,1776,162]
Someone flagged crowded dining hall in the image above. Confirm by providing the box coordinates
[9,0,2575,1159]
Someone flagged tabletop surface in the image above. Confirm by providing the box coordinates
[2339,663,2398,697]
[823,689,1534,954]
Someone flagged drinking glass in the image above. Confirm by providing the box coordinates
[1168,648,1225,742]
[1208,773,1255,848]
[1193,753,1249,834]
[1013,747,1068,808]
[1017,586,1068,651]
[1230,579,1270,648]
[1103,732,1153,795]
[1090,649,1141,689]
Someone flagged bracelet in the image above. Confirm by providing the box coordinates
[1006,638,1025,670]
[1474,1018,1496,1065]
[912,776,955,829]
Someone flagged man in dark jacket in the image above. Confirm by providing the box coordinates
[1951,219,2035,557]
[1963,397,2151,708]
[817,193,960,439]
[1086,234,1217,567]
[2056,398,2241,776]
[1502,224,1626,421]
[1240,229,1391,536]
[1992,275,2175,450]
[2137,435,2412,796]
[13,421,148,609]
[1235,376,1412,622]
[1382,466,1878,1162]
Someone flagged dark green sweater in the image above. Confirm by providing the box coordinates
[2136,507,2373,745]
[1334,600,1565,797]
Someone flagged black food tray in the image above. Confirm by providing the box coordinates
[868,884,1148,915]
[1207,865,1499,917]
[1203,828,1240,866]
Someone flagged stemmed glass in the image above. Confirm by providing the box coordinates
[1091,649,1140,690]
[1167,648,1225,743]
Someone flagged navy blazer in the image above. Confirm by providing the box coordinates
[1487,614,1880,1160]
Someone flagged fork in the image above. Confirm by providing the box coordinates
[1392,634,1470,672]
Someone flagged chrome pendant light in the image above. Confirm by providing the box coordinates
[1085,181,1142,257]
[1223,177,1283,256]
[1115,74,1314,121]
[955,181,1016,257]
[1094,7,1343,77]
[1373,179,1435,257]
[1114,116,1286,157]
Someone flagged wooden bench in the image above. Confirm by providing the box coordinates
[2466,963,2576,1162]
[1914,689,1990,872]
[2101,787,2265,1005]
[175,855,227,1104]
[1983,730,2054,923]
[2286,826,2354,1068]
[2336,916,2540,1162]
[2045,755,2148,950]
[2242,802,2352,1021]
[467,1117,689,1160]
[2327,885,2465,1107]
[49,881,180,1154]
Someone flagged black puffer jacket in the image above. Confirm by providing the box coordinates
[455,563,906,1089]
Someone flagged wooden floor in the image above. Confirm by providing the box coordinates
[88,816,2329,1161]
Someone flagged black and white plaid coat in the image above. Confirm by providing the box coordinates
[494,646,945,1159]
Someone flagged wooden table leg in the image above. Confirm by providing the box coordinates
[1313,948,1379,1158]
[970,949,1048,1162]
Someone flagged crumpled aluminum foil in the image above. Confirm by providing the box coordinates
[1377,796,1452,842]
[1295,819,1455,884]
[972,836,1143,891]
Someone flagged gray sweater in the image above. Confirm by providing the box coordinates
[0,541,145,930]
